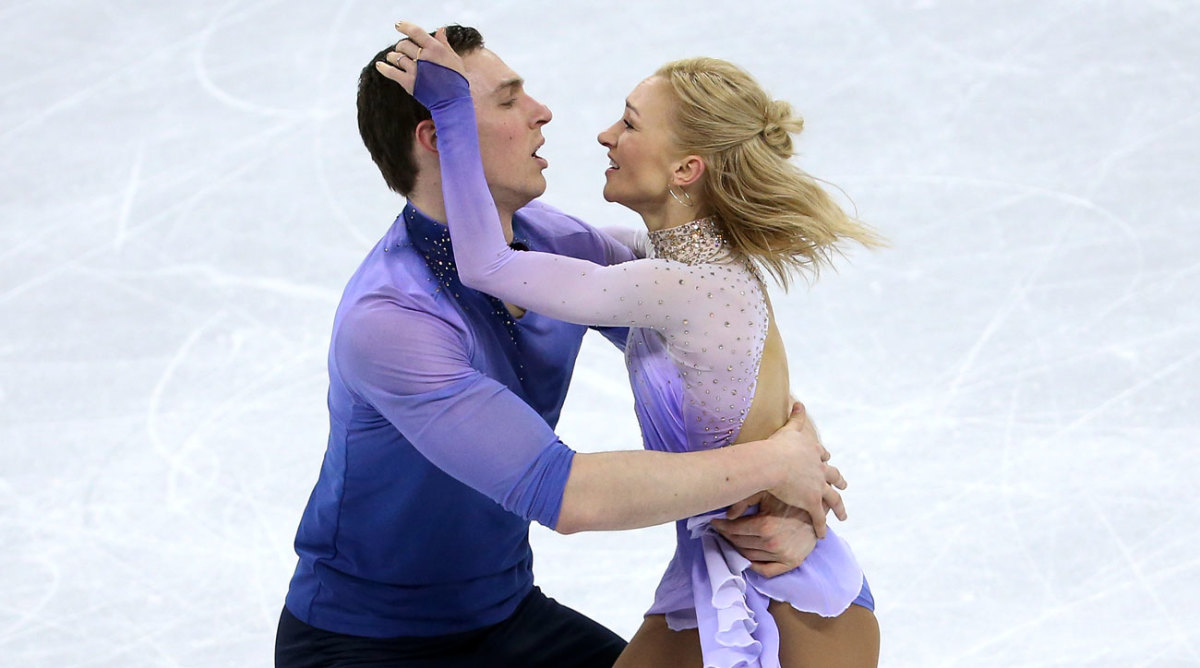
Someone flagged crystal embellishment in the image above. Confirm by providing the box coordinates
[649,217,727,265]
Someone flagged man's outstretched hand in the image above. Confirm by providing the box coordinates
[762,402,847,539]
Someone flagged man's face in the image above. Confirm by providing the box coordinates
[459,49,552,213]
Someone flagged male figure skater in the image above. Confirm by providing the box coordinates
[275,25,846,668]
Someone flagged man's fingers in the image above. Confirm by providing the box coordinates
[807,493,828,538]
[824,464,847,490]
[777,407,810,438]
[790,401,806,419]
[785,402,809,430]
[823,486,847,522]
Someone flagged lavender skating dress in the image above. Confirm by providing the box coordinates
[414,61,867,668]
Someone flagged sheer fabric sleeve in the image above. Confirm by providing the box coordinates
[520,201,640,268]
[599,225,652,259]
[518,207,636,351]
[415,62,740,334]
[335,299,574,528]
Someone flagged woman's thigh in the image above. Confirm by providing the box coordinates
[612,615,702,668]
[772,601,880,668]
[614,604,878,668]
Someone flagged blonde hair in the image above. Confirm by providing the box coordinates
[655,58,884,288]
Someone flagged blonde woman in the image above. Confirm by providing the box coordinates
[380,22,882,668]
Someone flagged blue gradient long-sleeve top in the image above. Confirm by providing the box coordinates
[284,202,634,637]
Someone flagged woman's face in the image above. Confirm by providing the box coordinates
[597,76,685,215]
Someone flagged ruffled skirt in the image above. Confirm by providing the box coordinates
[646,512,866,668]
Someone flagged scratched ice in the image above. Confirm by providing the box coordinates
[1,2,1197,666]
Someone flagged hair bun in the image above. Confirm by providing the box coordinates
[760,100,802,157]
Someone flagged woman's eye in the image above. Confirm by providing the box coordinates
[623,119,634,130]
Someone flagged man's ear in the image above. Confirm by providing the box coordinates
[672,155,706,188]
[415,119,438,153]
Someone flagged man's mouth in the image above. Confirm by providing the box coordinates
[606,155,619,171]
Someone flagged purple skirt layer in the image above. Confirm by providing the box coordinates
[646,512,864,668]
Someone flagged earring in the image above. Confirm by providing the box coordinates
[668,186,693,208]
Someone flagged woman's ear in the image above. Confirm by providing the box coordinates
[415,119,438,153]
[672,155,706,188]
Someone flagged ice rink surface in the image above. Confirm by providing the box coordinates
[2,1,1198,665]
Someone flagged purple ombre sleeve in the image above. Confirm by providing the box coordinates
[334,300,573,528]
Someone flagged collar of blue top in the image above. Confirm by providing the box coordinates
[400,202,530,319]
[402,203,530,274]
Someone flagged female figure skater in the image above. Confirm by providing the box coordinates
[379,22,882,668]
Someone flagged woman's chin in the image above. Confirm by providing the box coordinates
[600,186,644,213]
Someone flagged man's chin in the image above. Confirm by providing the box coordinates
[527,176,548,200]
[500,182,546,212]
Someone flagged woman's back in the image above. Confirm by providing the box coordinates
[622,218,790,455]
[735,297,792,445]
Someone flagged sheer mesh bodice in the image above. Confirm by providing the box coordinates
[623,218,769,454]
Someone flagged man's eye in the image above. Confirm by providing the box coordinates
[501,99,517,108]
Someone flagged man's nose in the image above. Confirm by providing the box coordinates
[531,99,552,126]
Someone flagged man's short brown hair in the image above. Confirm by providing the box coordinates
[356,25,484,195]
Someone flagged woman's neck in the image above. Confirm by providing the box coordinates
[640,201,709,234]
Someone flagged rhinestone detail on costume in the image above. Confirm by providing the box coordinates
[622,217,771,451]
[648,217,727,265]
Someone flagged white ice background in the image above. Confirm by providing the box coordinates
[2,1,1198,666]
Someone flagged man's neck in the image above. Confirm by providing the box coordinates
[407,190,516,244]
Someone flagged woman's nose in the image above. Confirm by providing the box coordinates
[597,124,615,147]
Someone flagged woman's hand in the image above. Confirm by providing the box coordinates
[710,491,819,577]
[763,402,848,539]
[374,21,465,94]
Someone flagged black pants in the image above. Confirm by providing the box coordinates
[275,587,627,667]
